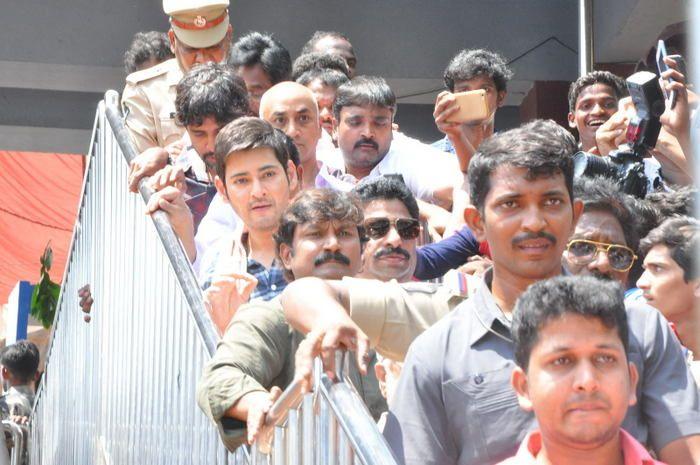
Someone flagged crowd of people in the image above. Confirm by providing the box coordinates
[91,0,700,464]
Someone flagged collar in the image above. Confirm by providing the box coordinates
[469,268,513,346]
[620,429,661,465]
[167,60,185,86]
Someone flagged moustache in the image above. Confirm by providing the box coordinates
[354,138,379,150]
[511,231,557,247]
[590,270,614,281]
[314,251,351,267]
[374,246,410,260]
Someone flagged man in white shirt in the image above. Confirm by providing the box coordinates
[330,76,460,209]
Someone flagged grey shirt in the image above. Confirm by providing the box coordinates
[383,272,700,465]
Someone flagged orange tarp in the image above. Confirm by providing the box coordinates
[0,151,84,303]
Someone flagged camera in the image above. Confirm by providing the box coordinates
[574,70,666,198]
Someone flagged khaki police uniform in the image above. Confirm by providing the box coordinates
[343,272,475,362]
[196,297,386,451]
[121,0,230,153]
[121,58,184,153]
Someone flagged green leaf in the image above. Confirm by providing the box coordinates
[30,242,60,329]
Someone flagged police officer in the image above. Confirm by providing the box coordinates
[121,0,233,153]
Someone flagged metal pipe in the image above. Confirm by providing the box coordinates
[578,0,594,76]
[102,90,220,357]
[2,421,25,465]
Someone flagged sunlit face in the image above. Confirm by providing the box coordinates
[279,219,362,280]
[512,314,637,451]
[306,79,337,135]
[361,199,418,283]
[261,88,322,167]
[215,146,295,233]
[568,83,619,152]
[335,105,393,177]
[453,74,505,127]
[238,63,274,115]
[187,116,224,176]
[563,210,631,286]
[466,166,581,282]
[169,28,231,72]
[637,244,699,320]
[312,36,357,77]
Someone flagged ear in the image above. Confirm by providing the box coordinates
[692,278,700,299]
[279,242,294,271]
[496,90,507,107]
[627,361,639,407]
[167,29,177,55]
[374,363,388,399]
[214,175,230,205]
[571,199,584,232]
[567,112,577,130]
[1,367,8,381]
[464,205,486,242]
[287,160,300,193]
[511,366,534,412]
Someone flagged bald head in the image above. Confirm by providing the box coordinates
[260,81,322,168]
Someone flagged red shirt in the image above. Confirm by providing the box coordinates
[497,429,666,465]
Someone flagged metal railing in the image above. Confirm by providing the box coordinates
[250,355,396,465]
[1,420,28,465]
[28,90,396,465]
[28,91,233,465]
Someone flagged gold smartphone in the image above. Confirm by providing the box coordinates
[446,89,489,124]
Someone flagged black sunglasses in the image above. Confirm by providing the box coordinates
[363,218,420,241]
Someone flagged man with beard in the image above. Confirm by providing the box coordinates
[196,189,385,450]
[281,120,700,465]
[562,176,639,288]
[143,62,249,258]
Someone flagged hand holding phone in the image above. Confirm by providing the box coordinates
[445,89,490,124]
[656,39,678,108]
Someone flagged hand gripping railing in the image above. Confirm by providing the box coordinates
[249,353,397,465]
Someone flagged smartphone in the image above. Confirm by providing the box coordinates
[656,39,677,109]
[446,89,490,124]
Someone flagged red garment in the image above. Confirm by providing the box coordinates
[497,429,665,465]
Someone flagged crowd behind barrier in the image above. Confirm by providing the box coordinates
[10,1,700,464]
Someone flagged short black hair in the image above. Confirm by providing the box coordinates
[175,62,249,127]
[301,31,353,56]
[123,31,174,74]
[468,119,576,212]
[215,117,290,182]
[333,76,396,121]
[645,186,697,224]
[574,176,640,252]
[229,32,292,84]
[1,341,40,384]
[292,52,350,81]
[640,216,699,282]
[443,49,513,93]
[280,129,301,168]
[513,276,629,371]
[568,71,627,113]
[297,67,350,90]
[353,176,419,220]
[274,189,364,281]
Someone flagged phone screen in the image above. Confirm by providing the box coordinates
[656,39,676,108]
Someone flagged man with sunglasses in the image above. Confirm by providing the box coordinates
[563,176,639,286]
[354,176,421,283]
[122,0,233,153]
[281,119,700,465]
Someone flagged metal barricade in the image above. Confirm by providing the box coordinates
[29,90,396,465]
[28,91,236,465]
[249,355,397,465]
[1,420,27,465]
